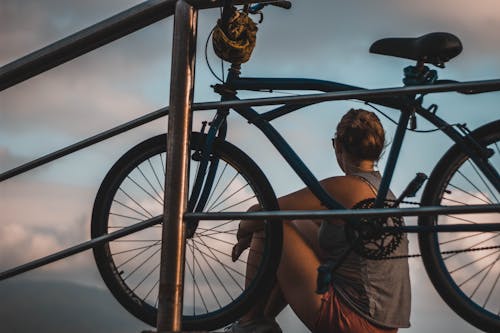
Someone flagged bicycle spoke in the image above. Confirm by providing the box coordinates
[192,239,234,303]
[458,258,497,290]
[448,182,492,205]
[206,162,229,209]
[471,255,498,299]
[197,220,236,236]
[196,226,238,235]
[195,236,244,294]
[449,249,500,274]
[184,250,209,314]
[108,225,162,229]
[137,164,163,203]
[148,158,164,194]
[192,237,264,263]
[196,229,238,239]
[196,233,237,247]
[190,238,196,315]
[444,214,482,225]
[144,276,160,302]
[113,198,151,220]
[210,183,251,212]
[456,168,493,204]
[190,241,222,309]
[206,170,239,212]
[218,195,257,212]
[132,261,161,294]
[126,175,163,206]
[114,239,161,242]
[111,241,161,256]
[483,258,499,307]
[190,239,248,279]
[466,159,498,203]
[440,231,486,245]
[207,178,246,212]
[442,196,470,206]
[116,242,160,270]
[160,152,166,176]
[109,212,144,222]
[444,233,500,261]
[123,247,161,281]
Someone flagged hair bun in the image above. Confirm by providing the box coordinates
[335,109,385,161]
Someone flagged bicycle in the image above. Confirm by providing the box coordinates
[90,2,500,331]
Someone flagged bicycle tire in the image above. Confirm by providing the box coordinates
[91,133,282,331]
[419,120,500,332]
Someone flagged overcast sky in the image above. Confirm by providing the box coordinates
[1,0,499,332]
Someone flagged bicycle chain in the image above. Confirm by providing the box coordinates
[377,245,500,260]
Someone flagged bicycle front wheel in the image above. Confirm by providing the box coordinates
[419,120,500,332]
[91,133,282,331]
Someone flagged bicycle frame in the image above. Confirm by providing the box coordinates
[189,65,500,219]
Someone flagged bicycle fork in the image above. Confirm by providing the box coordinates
[185,108,230,238]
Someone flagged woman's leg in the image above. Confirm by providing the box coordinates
[275,221,324,330]
[240,220,324,330]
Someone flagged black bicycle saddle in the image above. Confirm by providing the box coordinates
[369,32,463,67]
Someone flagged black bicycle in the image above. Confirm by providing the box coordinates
[90,2,499,331]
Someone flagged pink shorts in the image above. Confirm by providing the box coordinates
[315,286,398,333]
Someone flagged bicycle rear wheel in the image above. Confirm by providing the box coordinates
[91,133,282,331]
[419,120,500,332]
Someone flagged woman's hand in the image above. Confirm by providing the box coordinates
[231,205,262,262]
[231,223,253,262]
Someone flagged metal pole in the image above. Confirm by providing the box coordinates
[156,1,197,332]
[184,203,500,221]
[0,215,162,281]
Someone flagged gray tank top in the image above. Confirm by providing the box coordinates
[318,171,411,328]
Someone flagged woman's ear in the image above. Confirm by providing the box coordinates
[334,144,345,173]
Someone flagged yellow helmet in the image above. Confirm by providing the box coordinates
[212,8,258,65]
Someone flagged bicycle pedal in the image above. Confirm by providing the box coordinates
[394,173,427,206]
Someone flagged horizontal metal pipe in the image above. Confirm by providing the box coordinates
[389,224,500,233]
[0,0,282,91]
[0,215,162,281]
[2,77,499,182]
[0,0,177,91]
[185,203,500,220]
[190,79,500,111]
[0,203,497,281]
[0,106,170,182]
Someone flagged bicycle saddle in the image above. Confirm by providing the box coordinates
[369,32,462,67]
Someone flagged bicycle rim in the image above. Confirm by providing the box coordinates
[91,133,281,330]
[419,121,500,332]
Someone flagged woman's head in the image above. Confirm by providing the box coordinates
[334,109,385,165]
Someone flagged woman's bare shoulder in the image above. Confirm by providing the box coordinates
[320,175,376,208]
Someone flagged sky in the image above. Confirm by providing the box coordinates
[1,0,500,332]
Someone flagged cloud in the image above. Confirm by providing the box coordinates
[0,179,95,277]
[0,146,28,171]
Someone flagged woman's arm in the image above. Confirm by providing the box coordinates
[232,179,339,261]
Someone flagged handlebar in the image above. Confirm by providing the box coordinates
[248,1,292,13]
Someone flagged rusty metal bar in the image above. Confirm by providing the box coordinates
[189,79,500,110]
[0,106,169,182]
[0,215,162,281]
[184,203,500,220]
[1,203,497,282]
[0,0,176,91]
[156,0,197,331]
[0,0,278,91]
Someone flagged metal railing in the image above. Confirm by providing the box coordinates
[1,0,500,332]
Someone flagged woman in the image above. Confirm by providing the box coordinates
[230,109,411,333]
